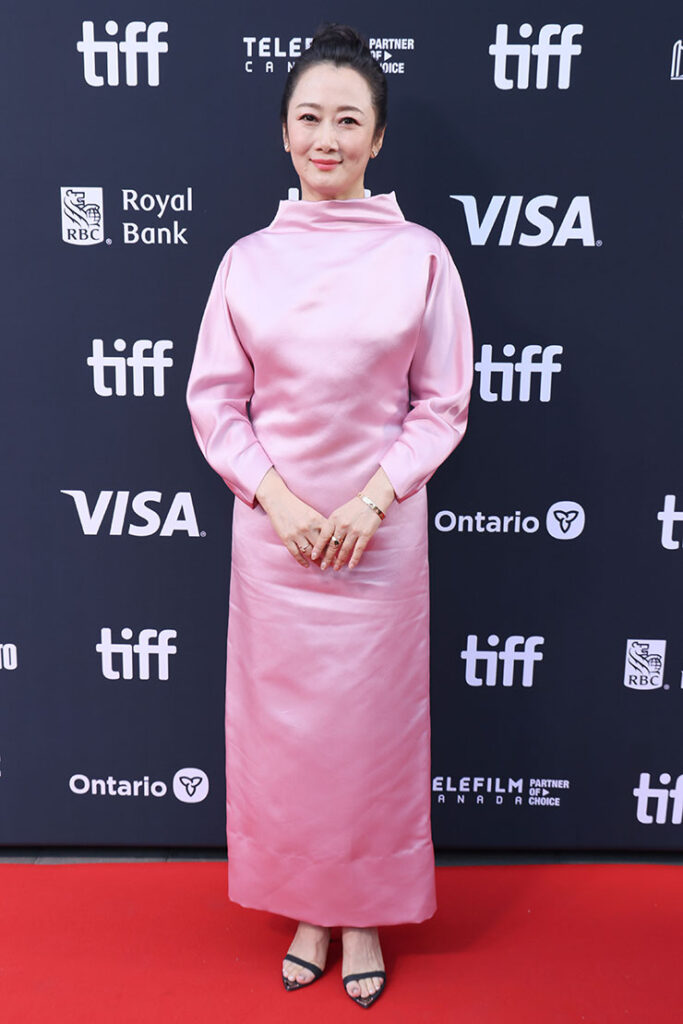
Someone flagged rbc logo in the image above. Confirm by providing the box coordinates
[97,627,177,680]
[489,24,583,89]
[61,490,201,537]
[623,640,666,691]
[460,634,545,687]
[450,195,597,246]
[77,21,168,87]
[88,338,174,396]
[61,188,103,246]
[476,344,563,402]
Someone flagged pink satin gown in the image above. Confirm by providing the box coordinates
[186,191,473,926]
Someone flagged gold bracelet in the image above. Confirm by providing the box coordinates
[357,492,385,520]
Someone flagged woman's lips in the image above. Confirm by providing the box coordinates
[311,159,340,170]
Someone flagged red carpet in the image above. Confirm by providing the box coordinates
[1,861,681,1023]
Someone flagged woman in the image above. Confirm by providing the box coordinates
[186,23,473,1009]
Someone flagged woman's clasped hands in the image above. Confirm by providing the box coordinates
[255,467,394,571]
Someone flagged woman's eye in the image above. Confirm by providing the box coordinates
[340,117,358,125]
[300,113,317,122]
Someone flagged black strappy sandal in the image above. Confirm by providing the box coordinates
[342,969,387,1008]
[282,953,325,991]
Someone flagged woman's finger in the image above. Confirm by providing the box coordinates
[311,520,335,561]
[285,537,309,567]
[348,532,371,569]
[332,532,357,570]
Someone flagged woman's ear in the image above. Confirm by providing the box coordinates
[282,125,290,152]
[372,127,386,157]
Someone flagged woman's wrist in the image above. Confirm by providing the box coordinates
[359,467,396,514]
[255,466,287,511]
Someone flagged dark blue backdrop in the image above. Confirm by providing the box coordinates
[2,1,682,850]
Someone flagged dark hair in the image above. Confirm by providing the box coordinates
[280,23,387,139]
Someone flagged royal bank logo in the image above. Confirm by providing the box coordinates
[489,23,583,89]
[671,40,683,80]
[60,187,193,246]
[77,21,168,87]
[623,640,666,691]
[450,195,599,247]
[476,344,563,401]
[61,187,104,246]
[435,500,585,541]
[460,634,545,687]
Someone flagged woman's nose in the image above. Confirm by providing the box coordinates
[316,121,338,150]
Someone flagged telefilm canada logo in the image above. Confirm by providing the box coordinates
[77,21,168,87]
[60,187,194,246]
[489,24,583,89]
[242,34,415,74]
[623,640,666,691]
[69,768,209,803]
[450,195,599,247]
[435,500,585,541]
[433,774,570,807]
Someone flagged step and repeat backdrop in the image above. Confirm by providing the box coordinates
[2,1,682,850]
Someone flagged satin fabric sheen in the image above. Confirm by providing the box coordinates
[186,191,473,926]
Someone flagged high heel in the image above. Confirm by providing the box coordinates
[342,969,386,1008]
[282,952,325,991]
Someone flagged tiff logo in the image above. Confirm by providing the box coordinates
[88,339,173,396]
[476,344,563,402]
[77,21,168,87]
[489,23,583,89]
[633,772,683,824]
[461,634,545,687]
[658,495,683,549]
[97,627,177,680]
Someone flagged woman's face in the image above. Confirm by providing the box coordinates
[282,62,384,202]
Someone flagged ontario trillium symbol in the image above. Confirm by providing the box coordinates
[553,508,579,533]
[179,775,203,797]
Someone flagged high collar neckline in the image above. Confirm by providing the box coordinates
[268,190,406,231]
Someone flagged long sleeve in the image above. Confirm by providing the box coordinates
[379,238,474,502]
[186,247,274,508]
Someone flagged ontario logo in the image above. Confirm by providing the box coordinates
[61,187,104,246]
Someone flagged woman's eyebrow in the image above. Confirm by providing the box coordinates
[294,102,365,113]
